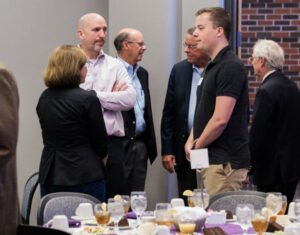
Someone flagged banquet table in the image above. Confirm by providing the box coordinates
[65,211,258,235]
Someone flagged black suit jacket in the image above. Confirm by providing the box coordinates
[250,70,300,185]
[37,86,108,186]
[122,66,157,164]
[161,60,194,170]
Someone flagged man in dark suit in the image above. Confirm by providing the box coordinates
[0,65,20,235]
[161,28,209,200]
[109,28,157,197]
[249,39,300,204]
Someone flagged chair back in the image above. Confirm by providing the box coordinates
[208,190,267,212]
[18,224,71,235]
[37,192,100,225]
[21,172,39,224]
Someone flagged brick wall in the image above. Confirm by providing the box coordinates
[240,0,300,111]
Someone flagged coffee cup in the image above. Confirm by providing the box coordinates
[75,203,93,218]
[52,215,69,232]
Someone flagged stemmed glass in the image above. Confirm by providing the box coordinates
[130,191,147,224]
[107,198,124,233]
[251,213,269,235]
[294,199,300,222]
[236,204,255,234]
[155,203,173,228]
[266,192,282,216]
[193,188,210,209]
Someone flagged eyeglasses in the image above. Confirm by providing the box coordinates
[248,56,254,64]
[127,41,146,47]
[183,43,198,49]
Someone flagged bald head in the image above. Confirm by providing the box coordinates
[77,13,106,30]
[77,13,107,59]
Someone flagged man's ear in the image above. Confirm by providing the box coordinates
[77,29,83,40]
[216,26,224,38]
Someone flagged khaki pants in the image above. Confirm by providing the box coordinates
[196,163,248,197]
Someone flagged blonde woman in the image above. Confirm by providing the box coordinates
[37,45,108,201]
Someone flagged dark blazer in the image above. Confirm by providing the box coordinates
[37,86,108,186]
[122,66,157,164]
[161,59,194,170]
[250,70,300,186]
[0,67,20,235]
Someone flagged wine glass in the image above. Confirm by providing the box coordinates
[278,195,287,215]
[130,191,147,224]
[94,203,110,227]
[193,189,210,209]
[236,204,255,234]
[107,198,124,233]
[155,203,173,228]
[294,199,300,222]
[251,213,269,235]
[266,192,282,215]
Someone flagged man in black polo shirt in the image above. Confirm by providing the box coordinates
[185,7,250,196]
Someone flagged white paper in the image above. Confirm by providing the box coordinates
[190,148,209,169]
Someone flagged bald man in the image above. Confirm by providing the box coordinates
[77,14,136,199]
[77,13,136,137]
[110,28,157,197]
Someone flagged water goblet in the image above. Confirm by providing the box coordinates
[94,203,110,227]
[193,188,210,209]
[266,192,282,215]
[236,204,255,234]
[155,203,173,229]
[294,199,300,222]
[107,198,124,233]
[130,191,147,224]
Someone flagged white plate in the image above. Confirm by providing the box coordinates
[71,215,95,221]
[107,219,137,230]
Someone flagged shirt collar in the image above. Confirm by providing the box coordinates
[262,69,276,81]
[117,57,140,76]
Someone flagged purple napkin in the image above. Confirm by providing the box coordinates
[127,211,137,219]
[205,224,255,234]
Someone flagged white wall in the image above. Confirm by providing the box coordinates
[0,0,219,223]
[0,0,109,224]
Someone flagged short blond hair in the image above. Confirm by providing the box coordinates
[44,45,87,87]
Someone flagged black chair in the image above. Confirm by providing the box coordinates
[21,172,39,224]
[208,190,267,212]
[37,192,100,225]
[18,224,71,235]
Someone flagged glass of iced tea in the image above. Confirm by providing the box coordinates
[178,216,196,235]
[278,195,287,215]
[94,203,110,226]
[251,213,268,235]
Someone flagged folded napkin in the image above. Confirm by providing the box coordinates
[205,224,254,234]
[45,218,81,228]
[127,211,137,219]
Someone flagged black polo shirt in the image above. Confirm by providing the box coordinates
[193,46,250,169]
